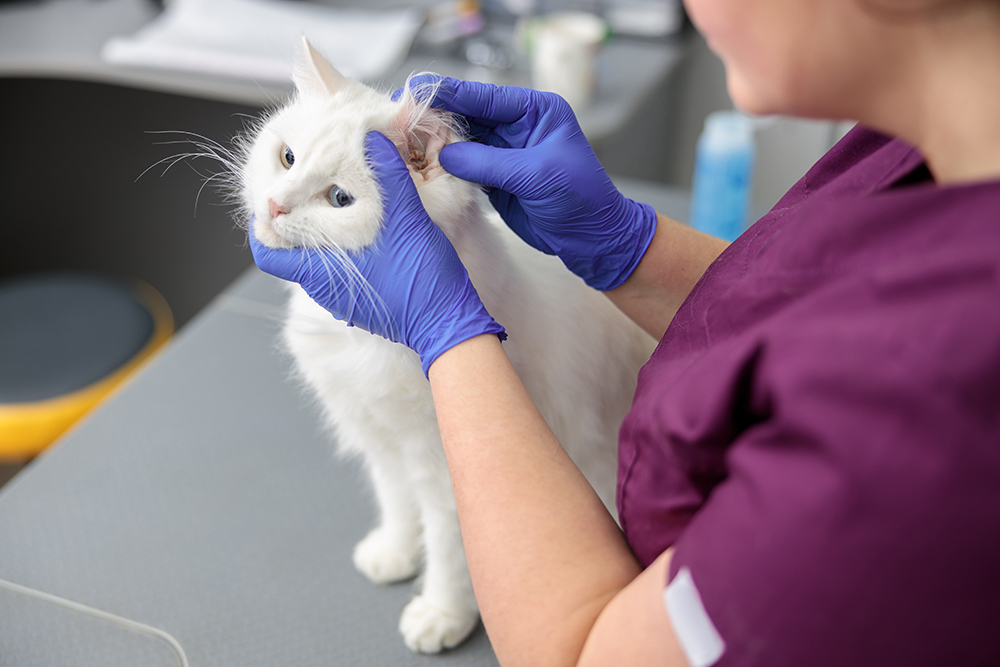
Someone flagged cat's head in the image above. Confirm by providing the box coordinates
[242,37,461,252]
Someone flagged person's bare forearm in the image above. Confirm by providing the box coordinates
[606,214,729,339]
[421,215,722,665]
[428,334,641,667]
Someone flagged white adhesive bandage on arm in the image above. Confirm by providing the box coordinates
[664,566,726,667]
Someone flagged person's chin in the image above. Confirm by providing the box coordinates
[725,70,776,117]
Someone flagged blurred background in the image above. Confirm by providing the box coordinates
[0,0,853,483]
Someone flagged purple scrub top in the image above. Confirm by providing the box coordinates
[618,126,1000,665]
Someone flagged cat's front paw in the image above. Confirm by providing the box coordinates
[399,596,479,654]
[353,528,421,584]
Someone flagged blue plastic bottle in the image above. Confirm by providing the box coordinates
[690,111,756,242]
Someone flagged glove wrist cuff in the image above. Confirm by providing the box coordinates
[410,282,506,377]
[578,197,658,291]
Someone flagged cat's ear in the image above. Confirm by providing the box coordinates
[293,36,348,98]
[386,78,456,176]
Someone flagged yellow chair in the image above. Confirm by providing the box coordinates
[0,273,173,462]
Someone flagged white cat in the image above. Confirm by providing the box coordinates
[242,38,656,654]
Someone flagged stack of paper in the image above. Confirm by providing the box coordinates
[102,0,424,84]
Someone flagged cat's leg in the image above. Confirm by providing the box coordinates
[351,443,424,585]
[330,409,425,586]
[397,440,479,653]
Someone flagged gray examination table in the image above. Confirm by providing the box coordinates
[0,182,690,666]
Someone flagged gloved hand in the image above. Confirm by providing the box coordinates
[249,131,505,376]
[418,77,658,291]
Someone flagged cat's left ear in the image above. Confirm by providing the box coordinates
[293,36,347,97]
[384,77,457,178]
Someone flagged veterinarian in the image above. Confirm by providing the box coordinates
[250,0,1000,664]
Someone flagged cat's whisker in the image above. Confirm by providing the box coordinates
[192,172,234,214]
[135,153,200,182]
[324,251,394,338]
[147,129,236,155]
[334,256,395,339]
[143,131,245,190]
[140,149,216,176]
[141,130,250,219]
[292,233,396,339]
[150,145,233,169]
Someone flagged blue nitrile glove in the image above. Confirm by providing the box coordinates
[249,131,505,376]
[417,76,658,291]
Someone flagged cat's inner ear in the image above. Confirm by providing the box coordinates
[388,94,453,180]
[293,36,347,97]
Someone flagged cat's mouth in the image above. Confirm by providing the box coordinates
[253,215,296,249]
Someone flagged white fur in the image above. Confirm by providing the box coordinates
[242,37,656,654]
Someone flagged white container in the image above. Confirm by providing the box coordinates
[527,12,608,110]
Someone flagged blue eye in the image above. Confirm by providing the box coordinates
[329,185,354,208]
[280,145,294,168]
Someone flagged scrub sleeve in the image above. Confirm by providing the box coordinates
[617,127,1000,666]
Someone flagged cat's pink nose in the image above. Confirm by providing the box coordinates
[268,198,288,218]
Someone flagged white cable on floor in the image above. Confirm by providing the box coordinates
[0,577,190,667]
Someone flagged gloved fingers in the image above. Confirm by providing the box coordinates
[248,220,357,295]
[364,130,410,182]
[427,77,530,129]
[248,222,307,283]
[460,120,511,149]
[487,190,555,254]
[450,88,578,154]
[251,227,382,328]
[391,72,444,102]
[390,76,507,147]
[410,77,581,153]
[438,141,525,192]
[487,93,578,150]
[364,131,425,213]
[363,130,459,282]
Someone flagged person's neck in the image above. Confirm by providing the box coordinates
[865,3,1000,185]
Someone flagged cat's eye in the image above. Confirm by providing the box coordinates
[280,145,295,169]
[329,185,354,208]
